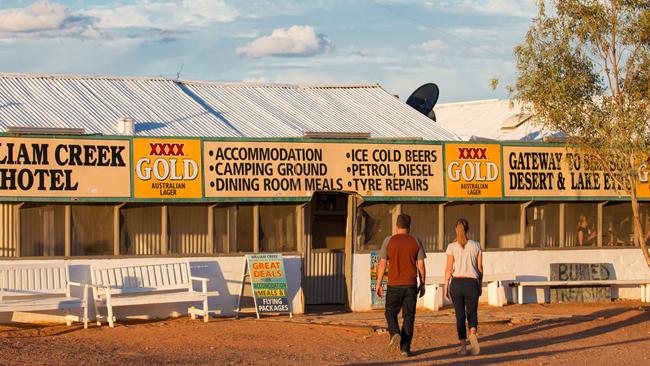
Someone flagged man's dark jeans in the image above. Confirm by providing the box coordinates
[385,285,418,351]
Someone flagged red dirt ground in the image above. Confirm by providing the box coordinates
[1,302,648,365]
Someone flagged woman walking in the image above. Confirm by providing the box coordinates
[444,218,483,356]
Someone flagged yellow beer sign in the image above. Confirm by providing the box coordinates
[134,138,202,198]
[637,162,650,199]
[445,143,502,198]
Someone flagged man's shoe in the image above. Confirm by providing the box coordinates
[400,348,411,357]
[388,334,401,354]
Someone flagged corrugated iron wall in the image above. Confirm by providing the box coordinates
[70,205,114,256]
[168,205,210,254]
[121,205,163,255]
[0,203,18,257]
[20,204,65,256]
[304,250,346,305]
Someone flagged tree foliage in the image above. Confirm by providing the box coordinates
[513,0,650,266]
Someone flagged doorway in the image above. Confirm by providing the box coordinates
[303,192,352,309]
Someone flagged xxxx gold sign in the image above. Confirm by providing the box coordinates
[503,145,626,197]
[636,162,650,199]
[134,139,202,198]
[203,141,444,198]
[0,137,130,197]
[445,143,502,198]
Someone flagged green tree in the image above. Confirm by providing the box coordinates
[513,0,650,267]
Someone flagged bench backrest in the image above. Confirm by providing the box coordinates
[0,263,70,297]
[91,261,192,297]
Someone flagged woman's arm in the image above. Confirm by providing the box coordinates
[477,251,483,273]
[375,259,387,298]
[444,254,454,300]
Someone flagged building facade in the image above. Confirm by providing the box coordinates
[1,74,649,322]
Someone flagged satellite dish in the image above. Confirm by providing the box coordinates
[406,83,439,121]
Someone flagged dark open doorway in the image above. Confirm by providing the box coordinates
[303,192,350,310]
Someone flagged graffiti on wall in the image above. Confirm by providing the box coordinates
[550,263,612,303]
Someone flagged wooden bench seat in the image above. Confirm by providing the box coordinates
[94,291,207,307]
[0,263,89,328]
[90,261,211,328]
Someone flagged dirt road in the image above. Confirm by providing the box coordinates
[1,302,648,365]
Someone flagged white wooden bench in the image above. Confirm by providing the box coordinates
[511,280,650,304]
[90,261,210,327]
[0,263,89,328]
[423,273,515,311]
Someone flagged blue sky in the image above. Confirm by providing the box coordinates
[0,0,537,103]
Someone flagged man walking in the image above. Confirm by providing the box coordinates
[375,214,426,357]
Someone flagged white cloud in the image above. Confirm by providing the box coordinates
[0,1,101,38]
[410,39,445,52]
[0,1,67,32]
[355,48,384,58]
[236,25,332,58]
[0,0,237,41]
[237,30,260,39]
[81,5,152,29]
[81,0,238,30]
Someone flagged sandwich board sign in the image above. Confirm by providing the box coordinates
[236,253,292,318]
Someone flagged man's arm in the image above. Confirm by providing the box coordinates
[375,236,391,299]
[375,258,387,298]
[417,259,426,285]
[417,259,426,297]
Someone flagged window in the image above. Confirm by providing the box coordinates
[312,193,347,250]
[71,204,114,256]
[259,204,297,252]
[356,203,396,250]
[120,204,162,255]
[639,203,650,247]
[0,203,18,257]
[525,203,560,248]
[213,205,230,253]
[603,203,635,246]
[20,204,65,256]
[402,203,439,251]
[564,203,598,247]
[168,205,210,254]
[485,203,521,249]
[444,203,480,247]
[235,205,255,252]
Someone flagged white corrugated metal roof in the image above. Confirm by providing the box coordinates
[0,73,458,140]
[433,98,555,141]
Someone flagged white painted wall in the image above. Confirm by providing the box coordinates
[0,255,303,324]
[4,249,649,323]
[351,249,650,311]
